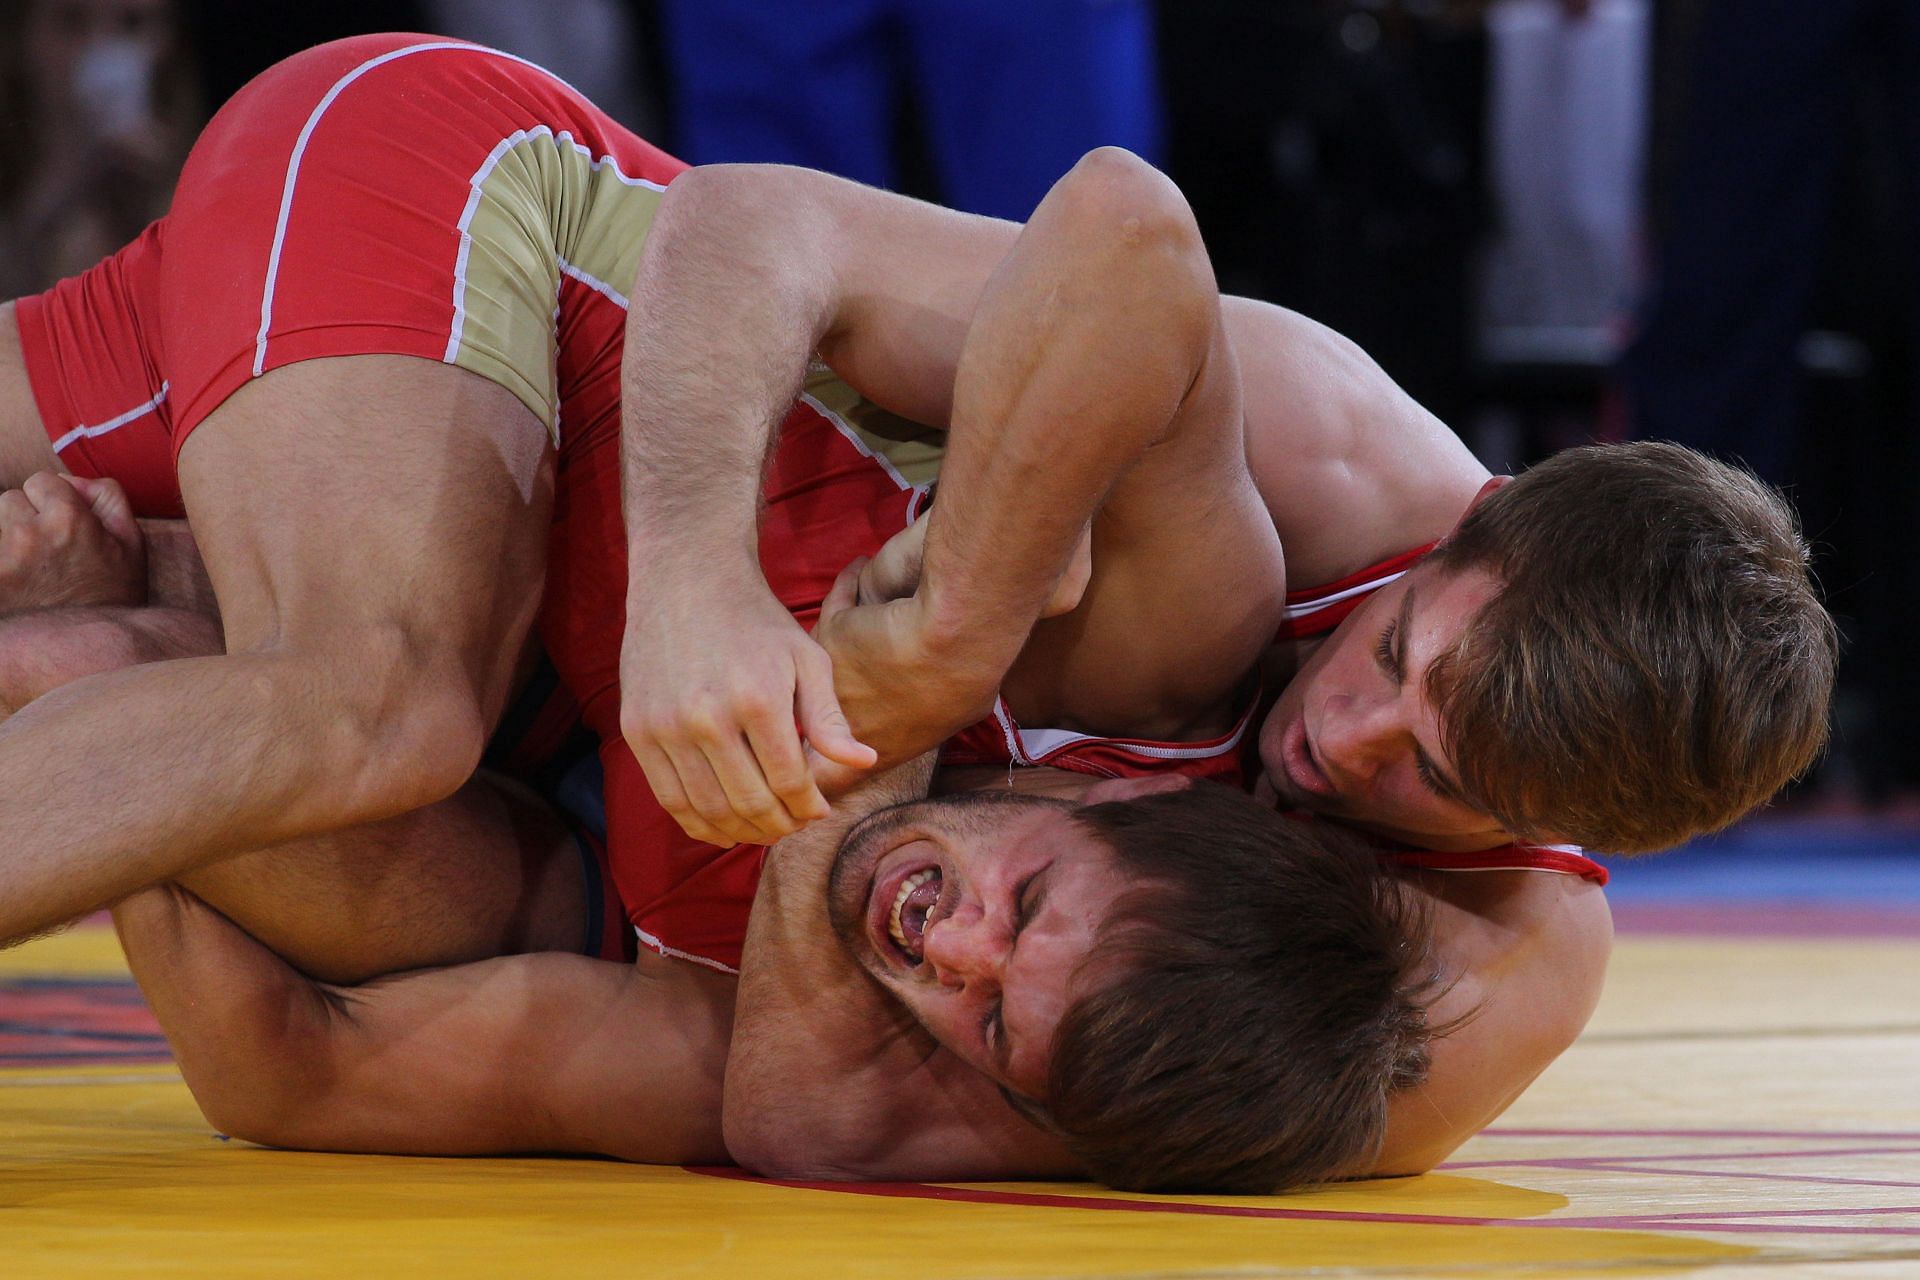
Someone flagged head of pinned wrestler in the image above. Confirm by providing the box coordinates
[827,778,1438,1193]
[1257,440,1839,854]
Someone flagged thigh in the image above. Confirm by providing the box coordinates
[177,354,553,732]
[182,772,591,986]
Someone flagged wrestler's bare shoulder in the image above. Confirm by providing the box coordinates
[1223,296,1488,585]
[1373,867,1611,1175]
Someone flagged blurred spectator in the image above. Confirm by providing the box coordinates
[1477,0,1646,370]
[0,0,199,296]
[1621,0,1920,803]
[657,0,1163,220]
[1157,0,1487,425]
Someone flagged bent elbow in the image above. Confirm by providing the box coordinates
[1050,148,1214,339]
[186,1070,318,1152]
[724,1109,870,1182]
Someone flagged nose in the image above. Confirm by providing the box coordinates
[921,909,1005,992]
[1317,689,1405,790]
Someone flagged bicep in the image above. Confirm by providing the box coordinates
[1374,888,1613,1175]
[1225,296,1488,584]
[290,951,732,1163]
[812,182,1018,430]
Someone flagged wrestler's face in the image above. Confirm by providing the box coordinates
[1258,561,1517,851]
[827,791,1138,1101]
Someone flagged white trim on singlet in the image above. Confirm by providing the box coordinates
[50,381,170,454]
[252,40,584,377]
[991,698,1250,766]
[797,391,912,491]
[1282,567,1412,621]
[557,256,630,310]
[634,926,739,975]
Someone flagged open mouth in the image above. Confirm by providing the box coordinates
[885,866,943,964]
[1285,713,1338,800]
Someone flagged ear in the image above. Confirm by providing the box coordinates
[1077,774,1193,806]
[1445,475,1512,537]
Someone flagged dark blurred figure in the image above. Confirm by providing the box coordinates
[1157,0,1488,426]
[0,0,199,296]
[177,0,428,110]
[657,0,1163,221]
[1621,0,1920,804]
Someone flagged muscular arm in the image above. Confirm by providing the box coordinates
[1225,298,1490,588]
[725,754,1077,1180]
[620,153,1255,838]
[619,165,1011,582]
[114,884,732,1163]
[616,166,1015,844]
[1374,875,1614,1175]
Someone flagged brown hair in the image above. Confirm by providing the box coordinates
[1043,783,1437,1194]
[1425,440,1837,853]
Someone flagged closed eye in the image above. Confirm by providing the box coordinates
[1374,619,1403,682]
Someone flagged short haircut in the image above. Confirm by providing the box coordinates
[1044,783,1437,1194]
[1426,441,1837,854]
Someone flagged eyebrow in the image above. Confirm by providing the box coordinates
[1396,586,1465,800]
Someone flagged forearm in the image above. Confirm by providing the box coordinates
[620,167,844,601]
[916,150,1217,678]
[619,166,1014,603]
[117,886,731,1162]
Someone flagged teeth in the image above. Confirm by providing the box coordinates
[889,868,938,957]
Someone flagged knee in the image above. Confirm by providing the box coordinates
[314,630,493,817]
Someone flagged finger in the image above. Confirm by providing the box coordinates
[674,739,785,845]
[0,489,35,531]
[820,557,867,626]
[63,475,140,547]
[24,471,86,520]
[629,738,732,848]
[742,701,830,823]
[698,727,803,843]
[795,644,877,770]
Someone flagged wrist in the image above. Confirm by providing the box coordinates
[908,591,1020,714]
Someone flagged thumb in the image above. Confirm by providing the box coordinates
[795,643,876,770]
[820,557,867,626]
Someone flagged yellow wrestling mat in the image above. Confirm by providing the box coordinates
[5,920,1918,1279]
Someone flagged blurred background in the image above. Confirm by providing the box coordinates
[4,0,1916,819]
